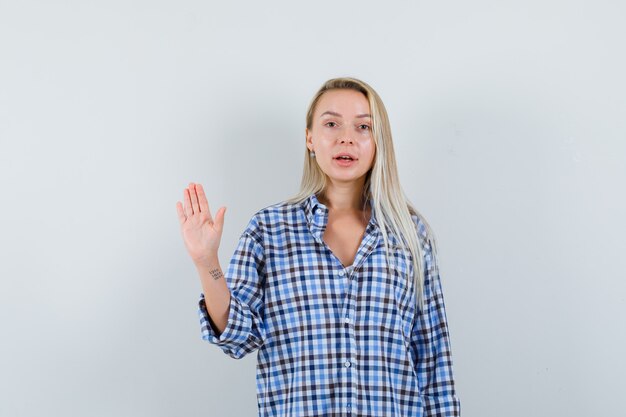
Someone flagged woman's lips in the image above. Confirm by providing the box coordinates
[334,158,357,167]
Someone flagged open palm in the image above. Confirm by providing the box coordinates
[176,182,226,267]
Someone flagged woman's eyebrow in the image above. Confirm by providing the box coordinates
[319,111,371,118]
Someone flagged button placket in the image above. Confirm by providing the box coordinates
[343,267,358,416]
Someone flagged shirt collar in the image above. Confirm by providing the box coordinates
[303,192,379,231]
[303,192,325,227]
[302,192,381,269]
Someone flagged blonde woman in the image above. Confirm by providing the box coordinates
[176,77,461,416]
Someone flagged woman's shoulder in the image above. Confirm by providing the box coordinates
[240,198,305,242]
[408,207,436,252]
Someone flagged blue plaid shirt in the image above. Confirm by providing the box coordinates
[198,193,460,416]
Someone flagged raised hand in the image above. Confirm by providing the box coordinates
[176,182,226,267]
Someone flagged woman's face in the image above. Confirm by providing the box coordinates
[305,89,376,185]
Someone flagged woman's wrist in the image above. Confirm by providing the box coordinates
[193,253,219,270]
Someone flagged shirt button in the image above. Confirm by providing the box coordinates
[338,270,345,277]
[344,360,351,368]
[344,317,351,324]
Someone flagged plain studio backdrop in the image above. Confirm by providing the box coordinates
[1,1,624,416]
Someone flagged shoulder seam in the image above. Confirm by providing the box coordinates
[242,229,263,247]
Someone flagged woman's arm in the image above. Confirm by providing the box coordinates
[176,182,231,335]
[412,242,461,416]
[197,229,267,359]
[196,257,231,336]
[177,182,266,358]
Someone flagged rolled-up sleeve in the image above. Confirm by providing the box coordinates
[412,240,461,416]
[198,227,266,359]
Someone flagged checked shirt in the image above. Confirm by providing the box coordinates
[198,192,461,416]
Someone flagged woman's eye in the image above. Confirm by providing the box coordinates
[325,121,337,127]
[359,124,371,130]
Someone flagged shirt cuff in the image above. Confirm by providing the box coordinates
[198,292,251,349]
[423,394,461,416]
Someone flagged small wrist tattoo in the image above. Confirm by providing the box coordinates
[209,268,223,281]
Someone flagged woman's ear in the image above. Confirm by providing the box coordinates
[305,128,313,151]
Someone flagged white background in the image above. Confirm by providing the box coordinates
[1,1,625,416]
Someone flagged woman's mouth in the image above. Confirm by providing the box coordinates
[334,157,357,167]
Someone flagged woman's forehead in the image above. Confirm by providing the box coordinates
[316,89,370,117]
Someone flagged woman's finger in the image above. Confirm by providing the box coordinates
[189,183,200,215]
[184,188,194,216]
[176,201,186,225]
[196,183,212,221]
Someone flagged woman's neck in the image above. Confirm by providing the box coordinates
[319,185,368,213]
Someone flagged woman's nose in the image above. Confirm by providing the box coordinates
[338,133,354,143]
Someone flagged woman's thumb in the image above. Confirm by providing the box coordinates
[216,206,226,229]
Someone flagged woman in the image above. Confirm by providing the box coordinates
[176,77,461,416]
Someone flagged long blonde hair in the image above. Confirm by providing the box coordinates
[284,76,439,311]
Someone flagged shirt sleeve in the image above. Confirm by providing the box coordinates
[197,228,266,359]
[411,239,461,416]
